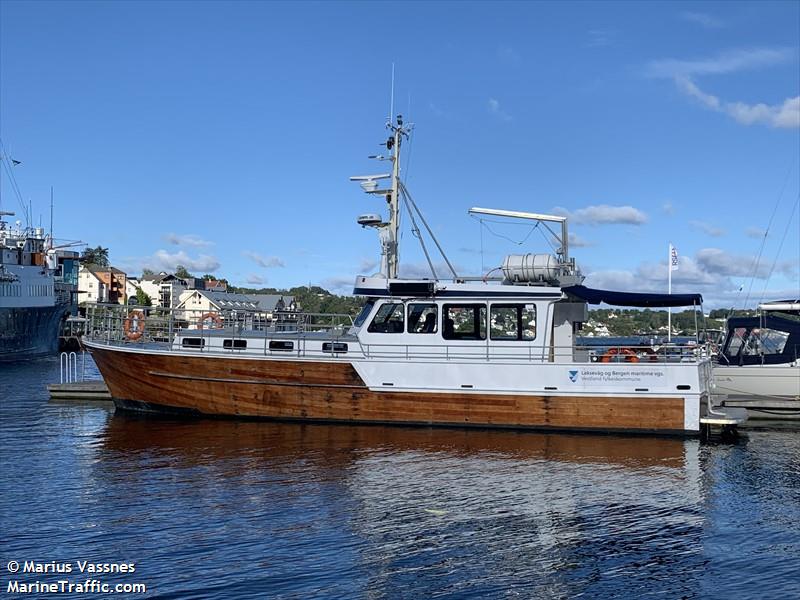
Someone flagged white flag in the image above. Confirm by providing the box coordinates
[670,244,679,271]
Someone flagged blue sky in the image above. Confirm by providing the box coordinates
[1,0,798,308]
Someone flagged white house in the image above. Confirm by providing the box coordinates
[78,267,107,303]
[126,278,142,304]
[176,290,297,329]
[138,273,187,308]
[78,265,128,304]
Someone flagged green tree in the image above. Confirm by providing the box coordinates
[135,288,153,306]
[175,265,192,279]
[81,246,110,266]
[141,268,156,278]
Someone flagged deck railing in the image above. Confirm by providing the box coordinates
[82,303,709,365]
[83,303,353,343]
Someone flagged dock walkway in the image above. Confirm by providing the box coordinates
[48,381,111,401]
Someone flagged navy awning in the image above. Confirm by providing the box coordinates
[563,285,703,308]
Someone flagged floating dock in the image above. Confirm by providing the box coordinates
[47,381,111,401]
[717,396,800,421]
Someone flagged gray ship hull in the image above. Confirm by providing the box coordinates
[0,304,69,362]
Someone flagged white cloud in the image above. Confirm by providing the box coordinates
[163,233,214,248]
[399,261,463,279]
[584,261,797,308]
[647,48,799,129]
[554,204,648,226]
[569,233,592,248]
[689,220,726,237]
[582,248,796,308]
[243,250,285,268]
[548,233,592,249]
[245,274,266,285]
[359,258,379,273]
[745,226,767,239]
[319,276,355,295]
[695,248,798,279]
[679,11,725,29]
[675,76,720,109]
[141,250,220,274]
[488,98,512,122]
[647,48,792,79]
[676,77,799,129]
[662,202,675,215]
[726,95,800,129]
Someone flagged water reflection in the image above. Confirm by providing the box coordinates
[101,415,691,467]
[96,416,706,598]
[3,358,798,599]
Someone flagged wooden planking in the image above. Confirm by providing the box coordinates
[91,346,687,432]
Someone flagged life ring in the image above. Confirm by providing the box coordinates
[198,312,223,330]
[123,310,146,341]
[599,347,639,363]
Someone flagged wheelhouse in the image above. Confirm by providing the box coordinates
[720,315,800,366]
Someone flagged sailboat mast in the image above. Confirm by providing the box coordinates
[49,186,54,250]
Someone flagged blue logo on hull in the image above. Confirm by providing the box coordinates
[568,370,579,383]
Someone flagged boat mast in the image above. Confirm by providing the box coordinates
[352,115,410,279]
[386,115,406,278]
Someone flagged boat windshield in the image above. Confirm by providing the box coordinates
[353,299,376,328]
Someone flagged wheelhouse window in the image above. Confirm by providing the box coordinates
[407,303,438,334]
[725,327,790,358]
[353,299,376,328]
[443,304,486,340]
[367,302,405,333]
[490,304,536,341]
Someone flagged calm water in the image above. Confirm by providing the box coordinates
[1,356,799,599]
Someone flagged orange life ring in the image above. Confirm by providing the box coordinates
[123,309,146,341]
[198,312,223,330]
[599,347,639,363]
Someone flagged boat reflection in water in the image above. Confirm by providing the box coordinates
[100,416,706,598]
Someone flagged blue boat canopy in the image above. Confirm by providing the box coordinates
[563,285,703,308]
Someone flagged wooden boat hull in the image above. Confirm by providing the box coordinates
[89,344,695,435]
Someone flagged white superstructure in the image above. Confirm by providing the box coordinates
[0,215,56,309]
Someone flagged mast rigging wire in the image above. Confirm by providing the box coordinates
[741,158,796,309]
[399,181,458,279]
[759,193,800,305]
[0,138,29,223]
[399,188,437,280]
[469,214,541,246]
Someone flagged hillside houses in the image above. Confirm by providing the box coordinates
[135,273,187,308]
[176,290,298,330]
[78,265,128,304]
[79,266,233,308]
